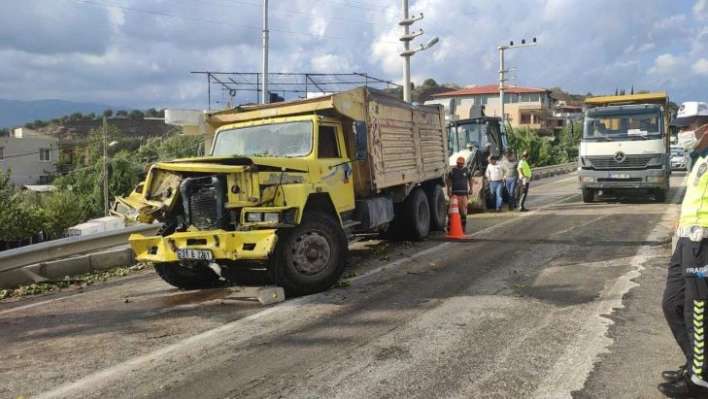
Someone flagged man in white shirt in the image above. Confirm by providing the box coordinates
[485,155,504,212]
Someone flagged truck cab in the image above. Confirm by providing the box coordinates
[578,99,670,202]
[446,113,510,210]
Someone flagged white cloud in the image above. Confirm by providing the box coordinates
[692,58,708,75]
[310,54,356,73]
[694,0,708,20]
[0,0,705,111]
[648,53,681,75]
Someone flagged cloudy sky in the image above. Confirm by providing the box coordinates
[1,0,707,110]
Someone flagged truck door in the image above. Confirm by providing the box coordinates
[318,124,355,212]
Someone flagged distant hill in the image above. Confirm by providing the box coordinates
[0,99,128,129]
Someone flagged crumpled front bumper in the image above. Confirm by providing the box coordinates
[130,229,278,263]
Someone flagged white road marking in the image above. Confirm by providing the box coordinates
[531,175,687,398]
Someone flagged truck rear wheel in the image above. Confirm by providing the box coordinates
[403,188,431,240]
[426,184,447,231]
[154,261,223,290]
[270,214,348,297]
[582,188,595,203]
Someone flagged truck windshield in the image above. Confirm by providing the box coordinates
[583,111,662,142]
[211,120,314,157]
[449,120,506,157]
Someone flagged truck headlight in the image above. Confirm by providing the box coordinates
[580,176,595,182]
[263,212,280,222]
[647,176,664,183]
[246,212,280,223]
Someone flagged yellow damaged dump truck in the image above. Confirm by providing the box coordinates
[113,87,449,296]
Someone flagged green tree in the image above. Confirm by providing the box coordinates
[42,189,85,238]
[135,135,201,163]
[68,112,83,122]
[0,171,46,247]
[53,124,141,218]
[115,110,129,118]
[129,110,145,119]
[103,109,113,118]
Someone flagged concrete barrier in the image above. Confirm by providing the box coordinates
[1,246,139,289]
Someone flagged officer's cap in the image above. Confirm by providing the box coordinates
[673,101,708,127]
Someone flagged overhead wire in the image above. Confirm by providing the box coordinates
[76,0,399,44]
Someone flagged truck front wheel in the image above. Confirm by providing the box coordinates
[270,214,348,297]
[154,261,223,289]
[655,188,667,203]
[582,188,595,203]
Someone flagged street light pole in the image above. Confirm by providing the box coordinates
[262,0,269,104]
[399,0,438,103]
[102,116,109,216]
[498,37,537,125]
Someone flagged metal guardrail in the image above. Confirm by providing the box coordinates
[531,162,577,181]
[0,224,159,275]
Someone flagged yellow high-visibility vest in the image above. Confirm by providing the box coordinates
[679,155,708,228]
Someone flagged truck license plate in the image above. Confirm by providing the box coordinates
[177,249,213,260]
[610,173,630,179]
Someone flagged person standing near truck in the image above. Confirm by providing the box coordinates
[501,151,519,210]
[486,155,505,212]
[447,156,473,232]
[517,150,532,212]
[659,101,708,398]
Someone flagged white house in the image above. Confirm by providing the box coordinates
[0,128,59,186]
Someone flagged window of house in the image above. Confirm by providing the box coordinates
[318,126,340,158]
[39,175,51,184]
[40,148,51,162]
[0,147,4,161]
[520,114,532,124]
[61,150,73,164]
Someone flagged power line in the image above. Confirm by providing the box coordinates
[77,0,399,45]
[186,0,388,27]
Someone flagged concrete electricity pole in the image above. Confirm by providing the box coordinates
[399,0,438,103]
[498,37,537,125]
[102,116,109,216]
[262,0,269,104]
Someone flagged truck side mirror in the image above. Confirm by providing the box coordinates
[354,121,368,160]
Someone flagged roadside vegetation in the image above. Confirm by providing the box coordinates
[0,263,150,300]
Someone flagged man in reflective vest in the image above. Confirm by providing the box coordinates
[447,156,473,232]
[517,150,533,212]
[660,101,708,398]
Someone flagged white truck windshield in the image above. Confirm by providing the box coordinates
[211,120,314,157]
[583,111,662,141]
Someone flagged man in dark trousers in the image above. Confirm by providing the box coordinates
[446,156,473,232]
[517,150,532,211]
[660,101,708,398]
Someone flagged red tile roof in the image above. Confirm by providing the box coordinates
[432,84,548,97]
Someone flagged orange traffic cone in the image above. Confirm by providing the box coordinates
[445,196,466,239]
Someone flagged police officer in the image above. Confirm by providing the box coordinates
[447,156,473,232]
[660,101,708,398]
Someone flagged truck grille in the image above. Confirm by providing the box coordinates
[189,186,219,230]
[180,176,227,230]
[585,154,654,169]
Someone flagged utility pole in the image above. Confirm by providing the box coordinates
[262,0,269,104]
[498,37,537,125]
[399,0,438,103]
[102,116,109,216]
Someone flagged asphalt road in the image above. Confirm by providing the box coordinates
[0,171,687,399]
